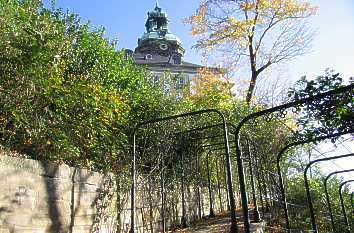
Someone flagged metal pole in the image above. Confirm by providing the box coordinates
[253,153,265,215]
[232,83,354,233]
[206,151,216,217]
[259,164,270,212]
[276,131,353,232]
[276,146,291,232]
[223,158,231,211]
[130,134,136,233]
[235,125,250,233]
[324,169,354,233]
[222,121,239,233]
[216,158,224,212]
[180,147,187,228]
[196,150,202,219]
[246,139,261,222]
[339,180,354,233]
[131,109,246,233]
[160,159,166,232]
[304,153,354,233]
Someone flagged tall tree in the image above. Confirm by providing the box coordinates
[185,0,317,105]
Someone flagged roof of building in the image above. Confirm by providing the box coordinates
[138,4,182,46]
[134,54,202,68]
[130,4,222,74]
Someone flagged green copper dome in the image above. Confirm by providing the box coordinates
[138,4,182,45]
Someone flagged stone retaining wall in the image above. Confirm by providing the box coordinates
[0,155,115,233]
[0,154,229,233]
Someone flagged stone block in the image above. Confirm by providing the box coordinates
[0,226,10,233]
[72,215,95,226]
[71,204,97,217]
[73,169,104,185]
[11,225,45,233]
[73,183,98,193]
[0,155,119,233]
[71,225,92,233]
[40,162,72,179]
[0,156,43,176]
[250,221,265,233]
[30,216,52,227]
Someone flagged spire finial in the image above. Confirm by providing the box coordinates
[156,0,160,8]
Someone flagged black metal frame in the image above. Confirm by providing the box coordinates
[324,169,354,232]
[233,84,353,233]
[130,109,238,233]
[275,131,353,232]
[352,192,354,219]
[195,142,235,219]
[244,137,261,222]
[339,180,354,233]
[304,153,354,233]
[128,83,353,233]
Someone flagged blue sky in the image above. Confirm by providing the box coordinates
[44,0,354,183]
[44,0,354,82]
[44,0,202,63]
[290,0,354,82]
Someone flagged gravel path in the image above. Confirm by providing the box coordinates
[169,215,234,233]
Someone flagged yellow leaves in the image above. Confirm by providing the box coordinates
[23,138,32,145]
[192,67,223,94]
[185,0,317,68]
[240,2,256,11]
[223,17,253,46]
[183,2,208,36]
[258,0,318,19]
[188,67,232,109]
[285,118,299,131]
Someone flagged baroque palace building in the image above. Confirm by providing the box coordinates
[125,3,215,98]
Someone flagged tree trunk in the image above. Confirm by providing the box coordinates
[246,37,258,105]
[246,71,258,105]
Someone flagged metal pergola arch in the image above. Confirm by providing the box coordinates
[160,123,235,231]
[324,169,354,232]
[274,130,354,232]
[178,122,238,225]
[304,153,354,233]
[130,109,238,233]
[338,179,354,233]
[232,83,354,233]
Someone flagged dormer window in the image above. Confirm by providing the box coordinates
[145,54,153,60]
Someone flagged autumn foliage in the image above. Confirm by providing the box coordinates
[185,0,317,104]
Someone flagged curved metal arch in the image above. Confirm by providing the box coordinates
[144,127,227,231]
[234,84,354,233]
[131,109,238,233]
[136,123,228,232]
[176,122,237,222]
[194,141,236,220]
[159,124,234,230]
[339,180,354,233]
[199,145,239,217]
[324,169,354,232]
[304,153,354,233]
[225,123,263,223]
[352,192,354,215]
[275,131,353,232]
